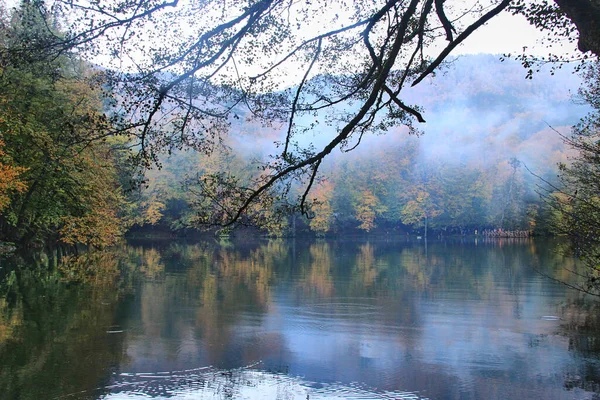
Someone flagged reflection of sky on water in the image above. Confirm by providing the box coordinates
[104,240,600,399]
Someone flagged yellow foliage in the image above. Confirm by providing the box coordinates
[59,206,124,248]
[354,189,386,232]
[309,181,334,235]
[142,200,165,225]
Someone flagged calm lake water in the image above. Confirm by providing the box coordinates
[1,238,600,399]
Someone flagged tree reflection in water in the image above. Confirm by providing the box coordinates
[0,238,599,399]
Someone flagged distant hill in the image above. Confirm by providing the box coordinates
[139,54,589,234]
[333,54,586,172]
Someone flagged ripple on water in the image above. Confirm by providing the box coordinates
[299,302,382,318]
[540,316,561,321]
[99,365,428,399]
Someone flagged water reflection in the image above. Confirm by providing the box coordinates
[0,250,128,400]
[0,238,599,399]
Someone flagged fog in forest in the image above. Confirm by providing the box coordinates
[140,54,587,235]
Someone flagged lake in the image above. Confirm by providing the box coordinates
[1,237,599,399]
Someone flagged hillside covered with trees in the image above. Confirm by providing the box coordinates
[0,0,598,246]
[134,54,586,237]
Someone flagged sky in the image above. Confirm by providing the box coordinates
[453,11,576,56]
[456,12,544,55]
[3,0,577,60]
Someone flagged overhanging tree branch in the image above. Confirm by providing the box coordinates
[412,0,512,86]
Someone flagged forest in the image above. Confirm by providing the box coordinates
[134,53,586,238]
[0,0,598,248]
[5,2,600,397]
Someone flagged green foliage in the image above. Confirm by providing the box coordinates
[547,61,600,294]
[0,3,128,247]
[137,109,574,237]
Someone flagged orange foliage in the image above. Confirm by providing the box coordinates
[0,138,27,212]
[309,181,334,235]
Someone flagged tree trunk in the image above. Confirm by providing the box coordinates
[555,0,600,56]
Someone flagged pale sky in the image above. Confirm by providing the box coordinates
[453,11,576,56]
[3,0,577,67]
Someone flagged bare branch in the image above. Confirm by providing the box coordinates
[299,158,322,216]
[435,0,456,41]
[383,85,426,122]
[225,0,422,226]
[412,0,512,87]
[250,18,370,80]
[283,38,322,159]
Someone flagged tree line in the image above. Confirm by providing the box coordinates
[0,0,599,261]
[135,131,562,237]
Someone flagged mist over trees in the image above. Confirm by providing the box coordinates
[8,0,580,227]
[132,54,585,237]
[0,0,599,246]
